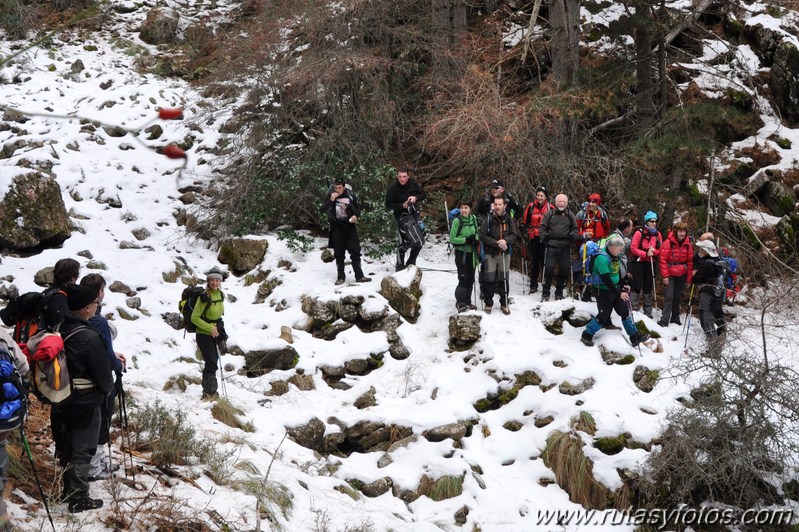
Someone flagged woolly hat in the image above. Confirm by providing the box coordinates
[490,179,505,189]
[206,266,226,282]
[588,193,602,205]
[695,239,719,257]
[67,283,98,311]
[643,211,658,222]
[536,186,549,198]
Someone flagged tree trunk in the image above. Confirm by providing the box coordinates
[431,0,451,71]
[632,0,656,128]
[548,0,580,88]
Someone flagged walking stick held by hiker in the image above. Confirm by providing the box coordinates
[683,284,695,349]
[520,234,528,295]
[650,257,658,306]
[18,392,56,532]
[445,199,452,255]
[116,372,135,482]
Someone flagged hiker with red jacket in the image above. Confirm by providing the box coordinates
[630,211,662,318]
[575,193,610,242]
[657,222,693,327]
[519,186,551,293]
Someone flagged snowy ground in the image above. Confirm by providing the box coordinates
[1,1,798,531]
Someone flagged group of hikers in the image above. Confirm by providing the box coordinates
[0,258,228,527]
[322,170,734,350]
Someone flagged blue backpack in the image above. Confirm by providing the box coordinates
[579,241,607,285]
[0,340,26,432]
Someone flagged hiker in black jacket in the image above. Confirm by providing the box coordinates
[42,258,80,330]
[385,168,426,270]
[539,193,578,301]
[58,284,114,514]
[479,196,519,315]
[320,178,371,285]
[475,179,522,220]
[692,240,726,350]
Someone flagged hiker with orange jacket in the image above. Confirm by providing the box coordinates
[657,222,693,327]
[519,186,552,293]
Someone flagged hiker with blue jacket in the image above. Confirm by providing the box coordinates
[449,199,479,313]
[320,177,371,285]
[192,267,227,400]
[79,274,125,481]
[59,283,114,513]
[581,235,650,347]
[0,329,28,528]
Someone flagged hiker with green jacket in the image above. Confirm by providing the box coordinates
[192,267,227,400]
[449,199,479,312]
[580,235,650,348]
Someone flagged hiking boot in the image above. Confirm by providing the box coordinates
[500,306,510,315]
[456,303,469,313]
[355,276,372,283]
[643,311,653,319]
[395,263,405,272]
[554,293,564,301]
[201,392,219,401]
[468,304,477,310]
[541,294,550,302]
[670,318,682,326]
[603,322,620,331]
[530,285,538,294]
[335,278,345,285]
[580,332,594,347]
[484,305,493,315]
[657,320,669,328]
[630,332,651,347]
[68,497,103,514]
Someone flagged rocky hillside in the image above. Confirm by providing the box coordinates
[1,1,799,531]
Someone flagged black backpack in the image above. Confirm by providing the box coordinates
[0,289,65,346]
[0,339,26,431]
[712,257,731,299]
[398,206,425,250]
[179,286,209,333]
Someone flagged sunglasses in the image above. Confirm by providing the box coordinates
[647,219,658,223]
[589,199,598,203]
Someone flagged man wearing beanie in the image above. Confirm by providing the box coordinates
[58,283,113,513]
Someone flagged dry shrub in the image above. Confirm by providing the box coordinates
[541,430,626,509]
[211,397,255,432]
[416,474,464,501]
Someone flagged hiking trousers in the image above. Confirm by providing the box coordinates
[197,333,219,396]
[454,249,476,306]
[584,289,638,338]
[699,291,725,341]
[61,403,101,501]
[630,260,656,314]
[331,222,365,280]
[483,252,510,307]
[527,236,545,289]
[661,275,687,323]
[542,244,570,296]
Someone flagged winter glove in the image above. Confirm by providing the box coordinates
[465,235,477,245]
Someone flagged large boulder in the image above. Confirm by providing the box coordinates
[286,417,325,451]
[243,342,298,376]
[448,314,482,351]
[0,173,71,251]
[139,7,179,45]
[379,266,423,323]
[217,238,268,276]
[771,40,799,123]
[762,180,795,216]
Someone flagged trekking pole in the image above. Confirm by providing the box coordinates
[444,200,452,256]
[650,259,658,306]
[19,425,56,532]
[520,236,528,296]
[503,250,511,305]
[103,405,113,478]
[116,373,135,482]
[214,336,229,400]
[626,294,643,358]
[683,284,695,349]
[569,247,575,299]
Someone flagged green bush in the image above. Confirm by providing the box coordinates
[128,400,213,468]
[0,0,31,40]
